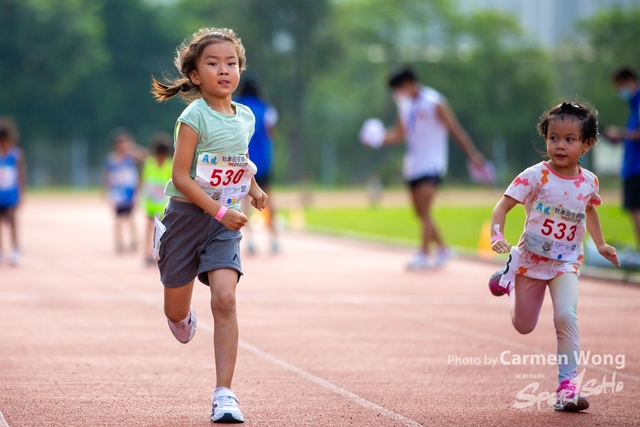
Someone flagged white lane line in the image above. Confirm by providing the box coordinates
[0,410,10,427]
[2,291,640,307]
[239,340,425,427]
[0,292,159,303]
[196,318,425,427]
[239,293,640,307]
[89,277,427,427]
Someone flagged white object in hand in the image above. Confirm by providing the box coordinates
[466,159,496,185]
[152,212,166,261]
[358,118,385,149]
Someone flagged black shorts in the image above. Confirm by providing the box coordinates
[255,173,272,189]
[115,203,134,216]
[406,174,443,189]
[0,206,16,219]
[624,175,640,210]
[157,199,242,287]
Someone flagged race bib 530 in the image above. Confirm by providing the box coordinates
[194,153,257,206]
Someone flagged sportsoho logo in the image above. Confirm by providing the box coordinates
[447,350,626,410]
[510,351,625,410]
[513,368,624,410]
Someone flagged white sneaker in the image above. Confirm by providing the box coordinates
[9,248,19,266]
[211,388,244,423]
[167,307,197,344]
[435,247,454,268]
[407,251,430,270]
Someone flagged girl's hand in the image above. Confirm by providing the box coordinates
[491,239,511,254]
[249,187,268,211]
[598,244,620,268]
[469,151,485,168]
[219,209,248,231]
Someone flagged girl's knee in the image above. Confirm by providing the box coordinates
[513,323,536,335]
[164,304,190,323]
[554,309,577,330]
[511,317,536,334]
[211,290,236,313]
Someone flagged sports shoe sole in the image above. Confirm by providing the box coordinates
[554,395,589,412]
[211,411,245,423]
[488,253,513,296]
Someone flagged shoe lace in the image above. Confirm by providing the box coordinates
[171,317,192,334]
[215,395,238,408]
[556,381,578,400]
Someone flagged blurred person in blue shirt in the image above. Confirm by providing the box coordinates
[604,67,640,261]
[235,75,280,254]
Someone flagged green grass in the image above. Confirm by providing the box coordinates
[301,205,636,251]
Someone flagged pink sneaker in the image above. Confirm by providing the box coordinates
[167,307,197,344]
[488,270,511,296]
[554,380,589,412]
[488,250,517,296]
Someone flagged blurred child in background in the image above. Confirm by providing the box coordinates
[235,74,279,254]
[103,128,145,253]
[141,132,173,264]
[0,117,26,266]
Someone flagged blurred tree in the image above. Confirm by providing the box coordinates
[445,11,555,178]
[0,0,106,137]
[0,0,180,184]
[65,0,180,152]
[320,1,554,185]
[0,0,609,188]
[575,7,640,129]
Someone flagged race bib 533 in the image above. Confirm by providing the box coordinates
[522,200,586,262]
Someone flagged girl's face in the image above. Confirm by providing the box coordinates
[115,137,132,154]
[189,41,240,102]
[545,118,592,176]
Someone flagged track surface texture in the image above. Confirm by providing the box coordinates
[0,194,638,426]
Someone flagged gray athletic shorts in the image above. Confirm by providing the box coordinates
[157,199,243,288]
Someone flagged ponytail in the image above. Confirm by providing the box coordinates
[151,76,197,102]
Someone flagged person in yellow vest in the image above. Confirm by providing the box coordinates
[141,133,173,264]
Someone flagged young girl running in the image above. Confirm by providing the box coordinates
[151,27,267,423]
[488,101,619,412]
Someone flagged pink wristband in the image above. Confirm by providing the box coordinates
[215,206,227,221]
[491,232,504,243]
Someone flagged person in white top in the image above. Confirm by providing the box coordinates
[363,67,485,269]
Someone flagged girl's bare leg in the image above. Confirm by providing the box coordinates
[208,268,239,389]
[510,275,546,334]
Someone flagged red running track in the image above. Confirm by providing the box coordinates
[0,194,638,426]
